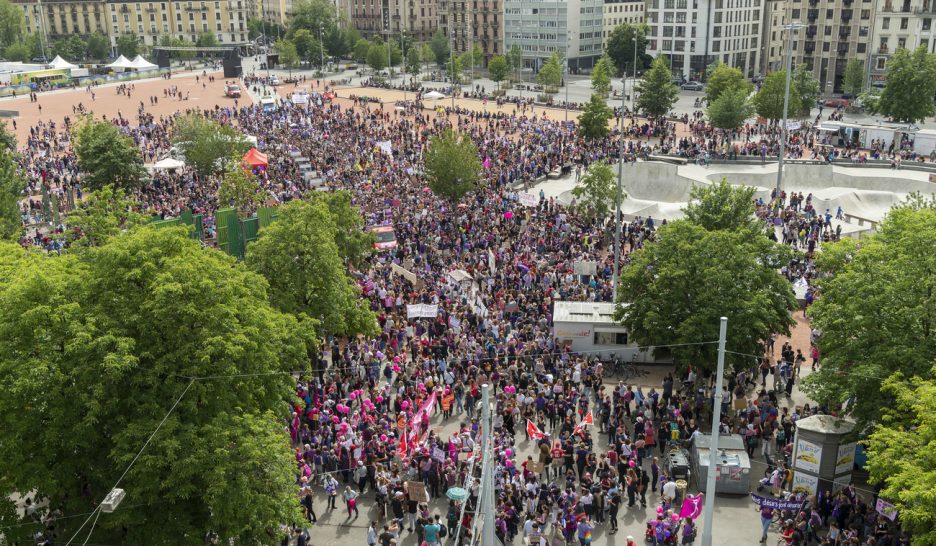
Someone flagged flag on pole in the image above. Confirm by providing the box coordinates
[573,411,594,437]
[397,428,408,458]
[526,419,546,440]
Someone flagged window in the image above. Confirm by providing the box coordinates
[877,57,886,70]
[925,18,932,31]
[861,9,870,19]
[792,8,800,17]
[823,41,830,51]
[882,17,889,29]
[857,43,866,53]
[900,17,908,29]
[859,26,869,36]
[898,37,906,48]
[826,8,833,17]
[593,331,628,346]
[825,25,831,35]
[922,38,929,50]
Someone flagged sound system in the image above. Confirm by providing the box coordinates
[222,53,242,78]
[155,48,170,69]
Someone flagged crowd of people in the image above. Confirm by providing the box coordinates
[12,72,910,546]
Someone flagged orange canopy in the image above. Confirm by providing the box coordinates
[242,148,268,168]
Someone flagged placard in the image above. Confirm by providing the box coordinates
[432,447,447,462]
[875,498,898,521]
[794,438,822,473]
[406,481,428,502]
[572,261,597,276]
[834,442,856,475]
[791,472,819,496]
[406,304,439,318]
[528,461,545,474]
[517,192,538,207]
[391,263,418,285]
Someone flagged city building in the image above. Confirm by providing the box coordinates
[260,0,290,28]
[503,0,604,72]
[645,0,764,82]
[348,0,437,42]
[763,0,871,94]
[602,0,645,50]
[16,0,255,54]
[868,0,936,87]
[438,0,502,63]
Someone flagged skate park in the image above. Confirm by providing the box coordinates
[544,160,935,237]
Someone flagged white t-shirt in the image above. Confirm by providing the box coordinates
[662,481,678,499]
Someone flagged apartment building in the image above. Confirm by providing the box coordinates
[602,0,645,49]
[348,0,437,41]
[438,0,503,62]
[763,0,871,94]
[869,0,936,86]
[645,0,763,81]
[260,0,290,27]
[16,0,255,52]
[503,0,604,72]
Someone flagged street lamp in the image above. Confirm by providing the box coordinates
[632,36,638,114]
[613,76,627,296]
[774,21,805,212]
[318,25,325,75]
[564,33,570,122]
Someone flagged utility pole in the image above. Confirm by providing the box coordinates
[564,39,569,122]
[774,22,804,211]
[631,36,638,114]
[319,24,325,75]
[701,317,728,546]
[449,19,456,109]
[35,0,49,61]
[401,25,407,102]
[480,384,495,546]
[612,77,626,296]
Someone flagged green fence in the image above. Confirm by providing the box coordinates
[215,207,279,260]
[150,209,205,241]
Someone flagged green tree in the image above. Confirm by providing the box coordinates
[245,199,378,337]
[217,160,266,217]
[74,117,146,191]
[488,54,508,90]
[591,55,614,96]
[86,31,110,60]
[843,58,865,96]
[65,185,145,247]
[405,44,421,76]
[866,369,936,546]
[0,0,23,50]
[446,54,462,84]
[606,23,650,77]
[3,42,29,62]
[705,61,753,104]
[614,220,796,371]
[292,28,321,64]
[366,41,387,72]
[424,129,482,202]
[753,70,801,122]
[878,45,936,123]
[420,42,435,72]
[52,35,86,61]
[324,26,347,58]
[430,29,450,67]
[0,146,24,240]
[287,0,336,36]
[537,52,563,93]
[115,32,141,57]
[342,26,361,54]
[352,38,370,63]
[578,92,614,140]
[793,64,820,116]
[802,204,936,427]
[636,56,679,118]
[306,191,374,269]
[276,39,300,71]
[706,86,755,130]
[0,227,311,545]
[571,161,618,220]
[171,113,249,177]
[195,31,218,48]
[506,43,522,76]
[683,178,761,233]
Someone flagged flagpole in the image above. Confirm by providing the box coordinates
[480,384,495,546]
[701,317,728,546]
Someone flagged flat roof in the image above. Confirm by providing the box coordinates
[553,301,622,324]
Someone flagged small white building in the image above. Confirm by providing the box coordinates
[552,301,670,362]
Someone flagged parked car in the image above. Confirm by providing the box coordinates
[224,84,241,98]
[681,81,705,91]
[824,98,850,108]
[268,75,281,86]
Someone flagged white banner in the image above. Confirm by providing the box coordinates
[794,438,822,473]
[406,304,439,319]
[791,472,819,496]
[573,261,598,276]
[517,192,538,207]
[786,120,802,131]
[488,249,496,273]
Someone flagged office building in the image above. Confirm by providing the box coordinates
[868,0,936,87]
[645,0,763,81]
[503,0,604,72]
[602,0,645,49]
[438,0,502,63]
[348,0,437,41]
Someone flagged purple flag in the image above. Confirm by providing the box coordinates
[678,494,704,520]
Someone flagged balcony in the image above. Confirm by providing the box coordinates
[838,43,849,54]
[914,5,936,14]
[839,27,851,38]
[807,8,819,21]
[878,45,889,53]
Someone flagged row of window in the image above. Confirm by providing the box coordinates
[604,16,644,27]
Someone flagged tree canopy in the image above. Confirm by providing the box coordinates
[0,0,23,51]
[488,55,508,89]
[65,185,146,247]
[802,203,936,427]
[865,368,936,546]
[0,227,311,545]
[571,161,618,221]
[305,190,374,270]
[288,0,337,37]
[704,61,753,104]
[636,57,679,118]
[74,117,146,191]
[793,64,820,116]
[0,128,23,240]
[578,92,614,140]
[591,55,614,96]
[537,53,563,92]
[843,58,865,97]
[706,86,755,130]
[172,113,250,176]
[606,23,650,77]
[115,33,141,57]
[430,29,450,67]
[753,70,801,122]
[245,199,377,338]
[878,45,936,123]
[683,178,762,233]
[424,129,482,201]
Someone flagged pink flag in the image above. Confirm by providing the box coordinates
[483,156,491,169]
[678,494,704,520]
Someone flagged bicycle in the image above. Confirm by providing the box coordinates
[620,364,649,382]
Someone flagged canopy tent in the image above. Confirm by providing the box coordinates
[423,90,445,100]
[151,157,185,170]
[106,55,133,69]
[242,148,268,168]
[128,55,157,70]
[48,55,78,70]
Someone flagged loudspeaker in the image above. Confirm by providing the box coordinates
[155,48,170,69]
[222,54,242,78]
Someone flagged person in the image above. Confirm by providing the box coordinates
[367,521,379,546]
[757,503,775,543]
[608,489,621,534]
[576,516,594,546]
[343,485,360,518]
[324,474,339,509]
[681,517,696,544]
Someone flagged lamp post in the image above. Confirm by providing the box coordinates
[450,21,456,109]
[318,24,325,75]
[613,76,626,296]
[631,36,638,114]
[564,35,569,122]
[400,27,407,102]
[774,22,804,211]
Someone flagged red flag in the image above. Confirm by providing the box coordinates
[581,411,594,426]
[397,429,408,457]
[527,419,546,440]
[573,424,583,437]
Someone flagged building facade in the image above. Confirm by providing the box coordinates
[17,0,255,53]
[763,0,872,94]
[869,0,936,87]
[503,0,604,72]
[645,0,763,81]
[438,0,502,62]
[602,0,645,49]
[348,0,437,42]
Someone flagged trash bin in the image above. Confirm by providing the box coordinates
[675,479,688,505]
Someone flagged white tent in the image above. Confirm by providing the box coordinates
[151,157,185,170]
[128,55,157,70]
[106,55,133,69]
[48,55,78,70]
[423,90,446,100]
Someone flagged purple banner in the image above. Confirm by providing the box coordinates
[750,494,805,511]
[875,498,898,521]
[679,494,704,519]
